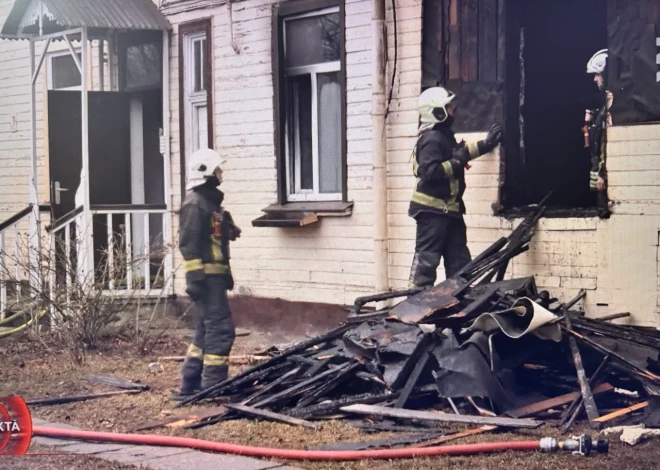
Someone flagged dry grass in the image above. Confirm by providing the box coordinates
[2,330,660,470]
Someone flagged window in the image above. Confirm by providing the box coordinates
[178,20,213,198]
[119,31,163,91]
[47,51,81,90]
[275,1,346,203]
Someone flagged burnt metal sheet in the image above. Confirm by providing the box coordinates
[1,0,171,38]
[309,432,444,451]
[389,278,462,324]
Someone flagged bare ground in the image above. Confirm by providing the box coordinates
[2,326,659,470]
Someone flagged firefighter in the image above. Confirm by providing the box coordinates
[584,49,612,218]
[175,148,242,399]
[408,87,503,289]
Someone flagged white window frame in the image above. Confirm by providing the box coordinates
[47,49,82,91]
[183,31,209,165]
[283,7,342,202]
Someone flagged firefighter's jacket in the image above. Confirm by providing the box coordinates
[179,184,239,289]
[409,125,491,218]
[587,93,612,191]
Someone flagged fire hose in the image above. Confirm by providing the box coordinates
[0,309,47,339]
[32,426,608,461]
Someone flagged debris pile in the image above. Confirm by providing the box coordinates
[173,197,660,442]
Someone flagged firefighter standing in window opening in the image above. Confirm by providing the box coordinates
[584,48,612,219]
[175,148,242,399]
[408,87,503,288]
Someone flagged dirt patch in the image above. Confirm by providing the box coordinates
[3,322,660,470]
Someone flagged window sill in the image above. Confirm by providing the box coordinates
[497,206,600,219]
[251,201,353,228]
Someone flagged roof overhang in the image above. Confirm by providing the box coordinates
[1,0,171,40]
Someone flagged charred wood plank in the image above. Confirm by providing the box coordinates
[395,350,431,408]
[128,406,228,432]
[241,367,302,406]
[341,404,543,429]
[225,403,318,429]
[291,392,400,419]
[560,354,611,430]
[563,308,600,428]
[176,323,351,407]
[597,312,631,322]
[26,390,142,407]
[593,401,650,424]
[296,364,360,409]
[347,421,441,434]
[253,363,352,409]
[563,327,660,383]
[87,375,149,391]
[507,382,614,419]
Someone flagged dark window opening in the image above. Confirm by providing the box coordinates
[502,0,608,210]
[119,31,163,92]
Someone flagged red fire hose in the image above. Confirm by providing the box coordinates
[33,426,541,461]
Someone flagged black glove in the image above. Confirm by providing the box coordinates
[224,211,242,241]
[186,278,207,302]
[485,124,503,150]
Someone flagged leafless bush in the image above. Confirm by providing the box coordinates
[0,218,179,365]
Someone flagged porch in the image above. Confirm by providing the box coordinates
[0,0,174,318]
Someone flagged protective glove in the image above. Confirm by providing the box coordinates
[186,277,207,302]
[224,211,242,241]
[484,123,503,150]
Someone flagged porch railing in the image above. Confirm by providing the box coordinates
[89,204,169,296]
[0,204,50,318]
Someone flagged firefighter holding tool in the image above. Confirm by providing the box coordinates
[408,87,503,289]
[175,148,242,399]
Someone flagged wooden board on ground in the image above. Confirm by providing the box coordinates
[507,382,614,418]
[26,390,142,406]
[594,401,650,424]
[340,404,543,429]
[128,406,227,432]
[87,375,150,391]
[224,403,318,429]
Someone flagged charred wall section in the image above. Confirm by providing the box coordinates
[607,0,660,124]
[421,0,505,133]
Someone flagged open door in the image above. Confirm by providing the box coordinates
[48,91,82,220]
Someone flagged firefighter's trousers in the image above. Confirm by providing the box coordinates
[408,212,471,288]
[181,276,236,391]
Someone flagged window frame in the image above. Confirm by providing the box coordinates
[178,19,214,201]
[47,49,82,91]
[273,0,347,205]
[118,30,164,93]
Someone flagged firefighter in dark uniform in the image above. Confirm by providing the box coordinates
[408,86,503,288]
[584,49,612,219]
[176,148,242,398]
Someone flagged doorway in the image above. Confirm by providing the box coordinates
[503,0,608,209]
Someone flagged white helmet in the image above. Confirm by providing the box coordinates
[418,86,456,124]
[586,49,608,74]
[186,148,226,191]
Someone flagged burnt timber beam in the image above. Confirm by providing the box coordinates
[224,403,318,429]
[340,404,543,429]
[563,307,601,428]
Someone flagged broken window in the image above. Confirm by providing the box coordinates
[422,0,616,212]
[275,3,346,203]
